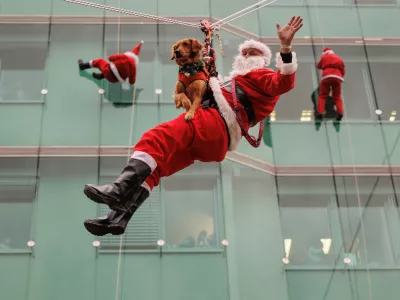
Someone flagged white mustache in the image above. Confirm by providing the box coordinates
[228,55,266,78]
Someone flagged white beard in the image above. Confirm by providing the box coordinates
[227,55,267,80]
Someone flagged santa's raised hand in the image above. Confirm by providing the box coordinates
[276,16,303,46]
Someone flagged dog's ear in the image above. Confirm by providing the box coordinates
[171,43,178,60]
[190,39,202,53]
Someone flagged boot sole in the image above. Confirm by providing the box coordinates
[83,185,127,213]
[84,221,125,236]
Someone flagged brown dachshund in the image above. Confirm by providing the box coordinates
[171,38,209,121]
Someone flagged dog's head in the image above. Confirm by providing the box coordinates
[170,38,203,65]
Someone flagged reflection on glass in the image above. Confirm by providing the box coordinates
[163,167,219,249]
[278,176,336,266]
[0,158,37,250]
[0,25,47,102]
[336,176,399,268]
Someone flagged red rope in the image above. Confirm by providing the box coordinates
[231,77,264,148]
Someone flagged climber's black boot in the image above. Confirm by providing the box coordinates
[84,187,149,236]
[83,158,151,213]
[92,73,104,80]
[78,59,91,70]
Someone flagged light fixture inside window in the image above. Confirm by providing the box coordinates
[390,110,396,121]
[320,238,332,254]
[375,109,382,115]
[300,110,312,122]
[270,111,276,122]
[284,239,292,259]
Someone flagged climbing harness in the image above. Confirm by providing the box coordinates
[231,77,264,148]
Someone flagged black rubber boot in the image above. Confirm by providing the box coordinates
[336,113,343,122]
[92,73,104,80]
[84,187,149,236]
[78,59,91,70]
[83,158,151,213]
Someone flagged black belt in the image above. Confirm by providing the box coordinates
[223,83,255,126]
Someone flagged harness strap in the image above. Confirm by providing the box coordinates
[231,77,264,148]
[223,83,255,126]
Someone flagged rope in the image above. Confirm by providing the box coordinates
[64,0,201,28]
[211,0,277,27]
[210,0,279,28]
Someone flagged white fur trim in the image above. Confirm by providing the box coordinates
[124,52,139,65]
[275,52,298,75]
[209,77,242,151]
[239,40,272,66]
[322,50,334,55]
[141,182,152,193]
[109,62,125,83]
[321,74,344,82]
[131,151,157,172]
[89,60,93,67]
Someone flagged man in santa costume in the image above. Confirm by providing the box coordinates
[78,41,143,85]
[82,16,303,236]
[316,47,345,121]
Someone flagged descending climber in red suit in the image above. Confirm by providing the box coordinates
[78,41,143,85]
[317,47,345,121]
[82,16,304,236]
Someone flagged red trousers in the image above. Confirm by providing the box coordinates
[91,59,118,83]
[317,77,344,114]
[133,108,229,190]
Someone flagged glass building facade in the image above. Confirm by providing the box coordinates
[1,0,400,299]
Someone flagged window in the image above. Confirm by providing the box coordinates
[162,162,221,249]
[278,176,337,266]
[162,167,220,249]
[0,25,48,102]
[0,158,37,251]
[336,176,399,267]
[366,46,400,121]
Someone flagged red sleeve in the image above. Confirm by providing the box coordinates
[317,57,323,69]
[341,61,346,76]
[261,71,296,96]
[129,73,136,85]
[253,52,298,96]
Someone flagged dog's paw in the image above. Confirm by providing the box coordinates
[175,100,182,109]
[181,99,191,111]
[173,94,183,108]
[185,111,195,121]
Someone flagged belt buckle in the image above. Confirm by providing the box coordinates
[202,99,210,109]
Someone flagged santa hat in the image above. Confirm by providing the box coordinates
[238,39,272,66]
[322,47,334,55]
[124,41,144,64]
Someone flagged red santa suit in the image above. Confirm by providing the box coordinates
[90,41,143,85]
[131,40,297,193]
[317,47,345,115]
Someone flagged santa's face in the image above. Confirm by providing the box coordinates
[229,48,267,78]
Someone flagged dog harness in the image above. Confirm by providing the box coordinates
[178,61,209,89]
